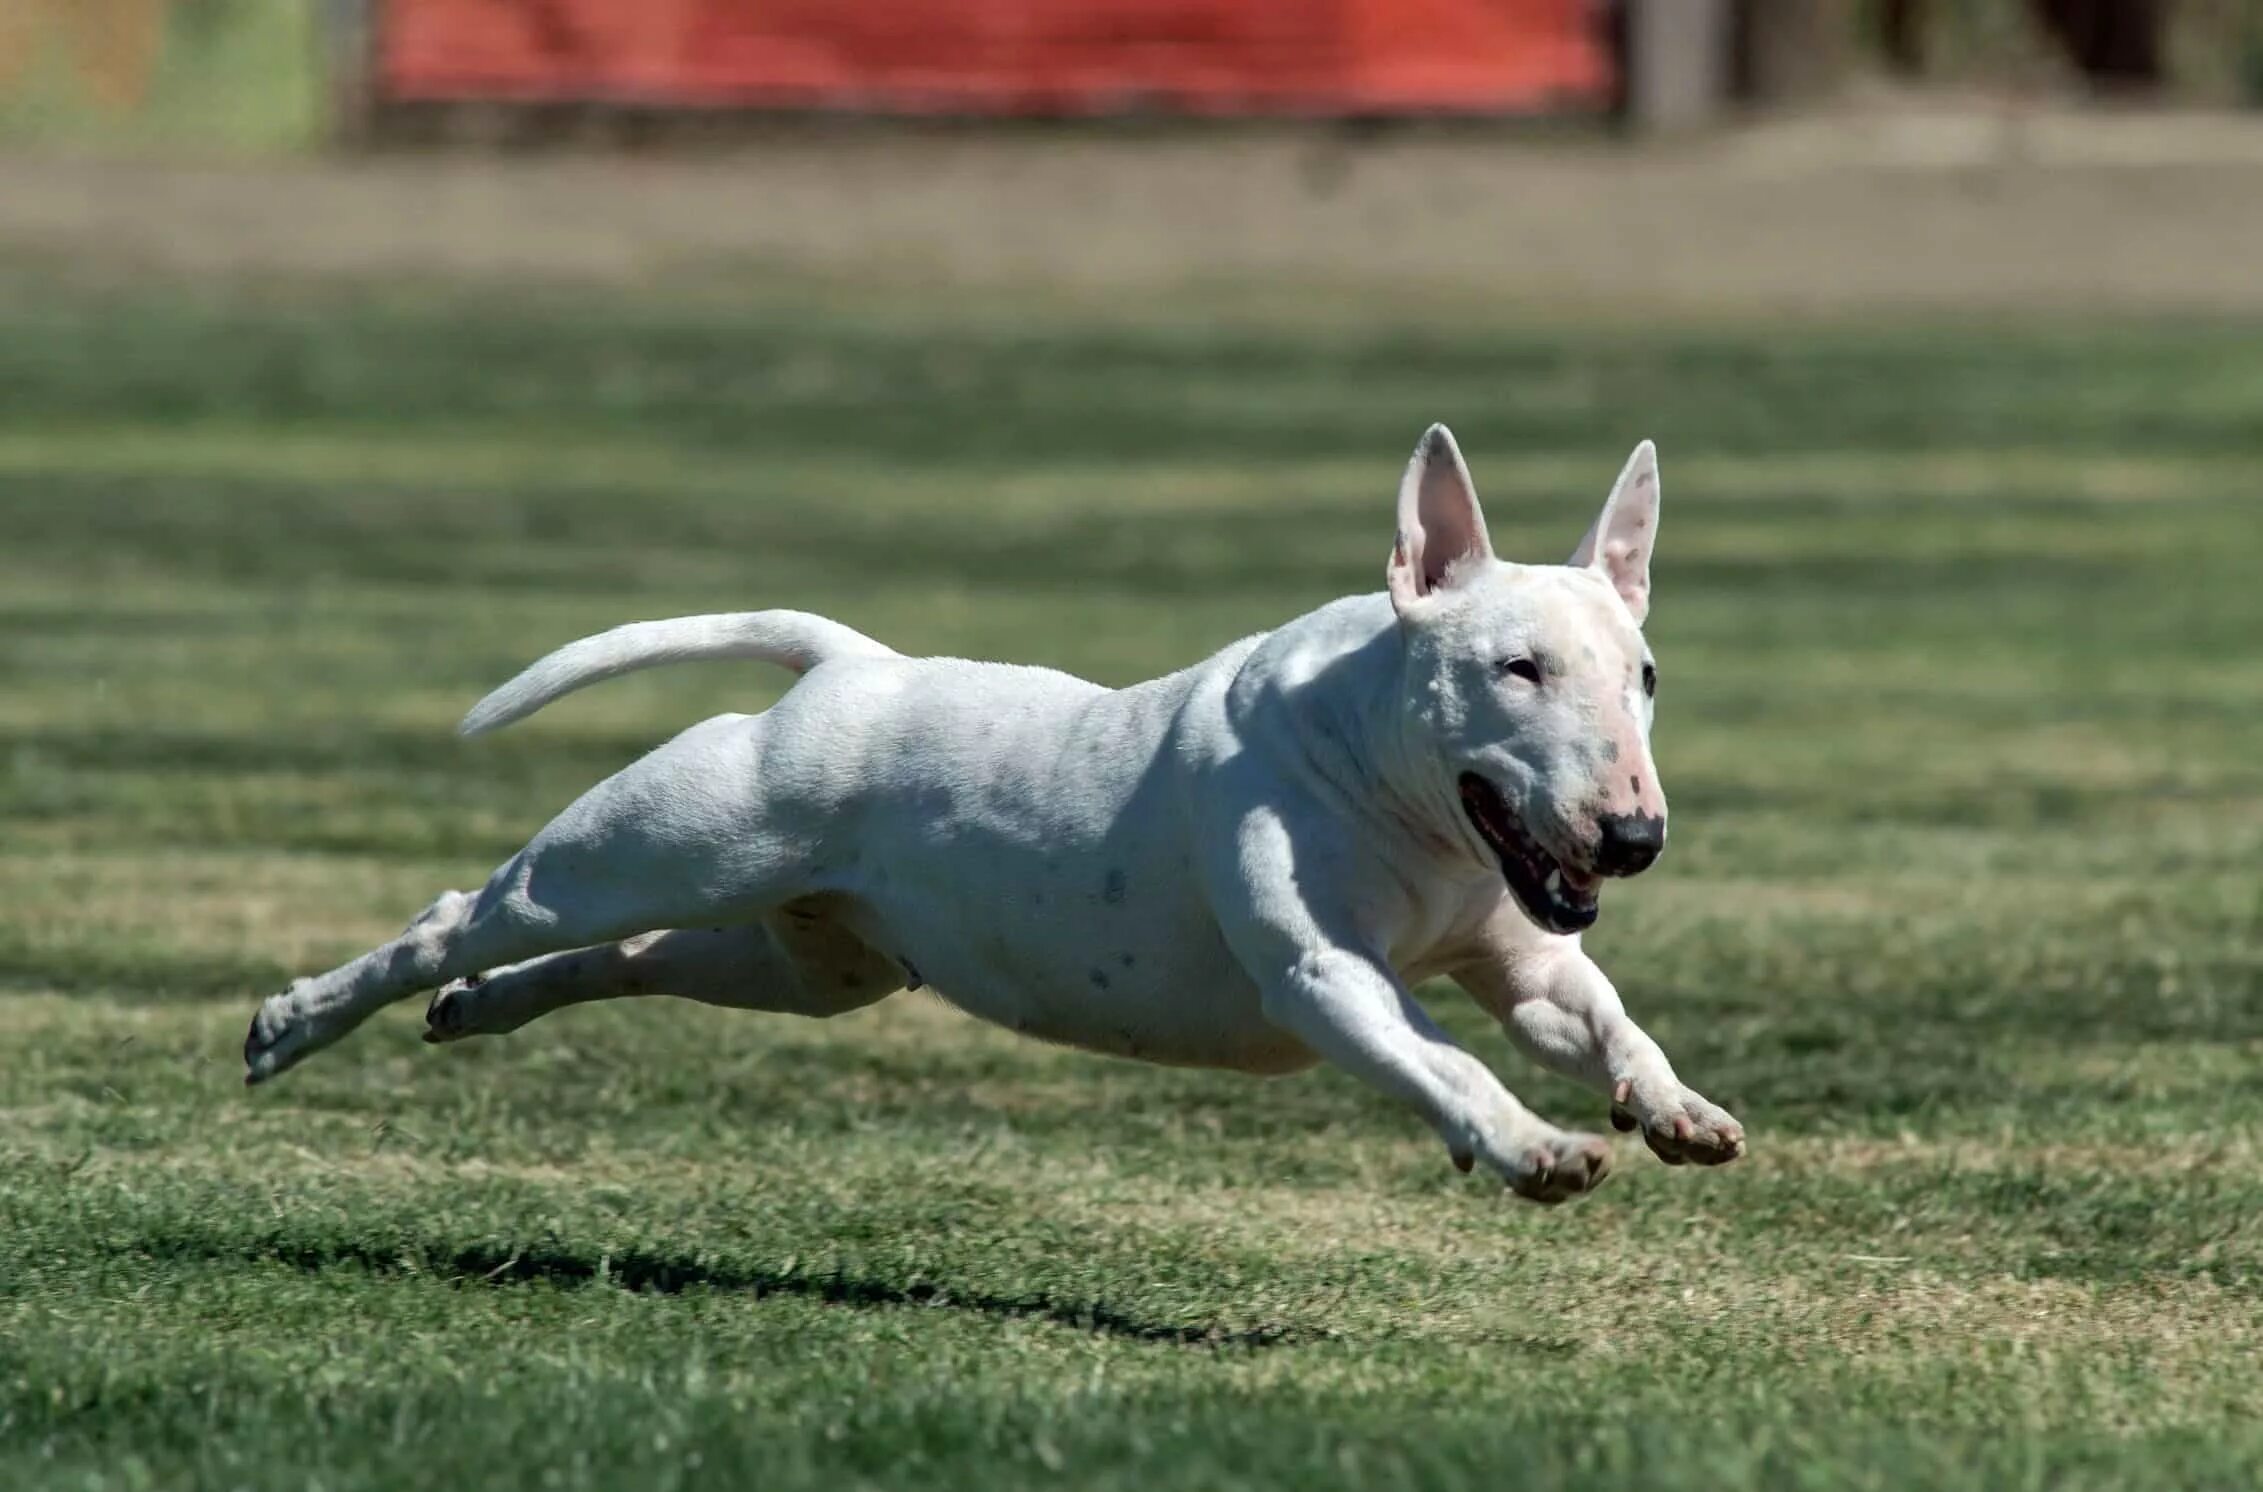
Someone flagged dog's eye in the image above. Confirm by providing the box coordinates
[1497,657,1542,685]
[1641,662,1658,698]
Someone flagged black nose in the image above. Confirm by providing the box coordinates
[1594,813,1665,877]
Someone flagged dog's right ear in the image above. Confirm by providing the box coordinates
[1388,424,1494,614]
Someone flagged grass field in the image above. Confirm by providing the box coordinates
[2,271,2261,1490]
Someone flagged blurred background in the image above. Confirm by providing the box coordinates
[2,1,2261,146]
[3,3,2263,307]
[3,4,2261,1490]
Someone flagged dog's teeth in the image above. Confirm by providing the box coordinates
[1545,869,1562,895]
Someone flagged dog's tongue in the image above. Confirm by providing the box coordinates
[1562,866,1602,900]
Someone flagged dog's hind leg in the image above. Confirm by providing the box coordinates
[422,903,902,1042]
[243,712,820,1085]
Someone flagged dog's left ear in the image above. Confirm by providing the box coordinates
[1388,423,1494,613]
[1570,439,1660,623]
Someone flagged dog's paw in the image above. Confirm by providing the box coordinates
[1611,1079,1745,1167]
[1474,1126,1614,1205]
[243,982,323,1087]
[421,974,486,1044]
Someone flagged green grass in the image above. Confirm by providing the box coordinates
[2,273,2261,1490]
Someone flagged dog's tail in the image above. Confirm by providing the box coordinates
[458,610,899,737]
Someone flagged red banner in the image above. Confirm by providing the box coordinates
[378,0,1611,116]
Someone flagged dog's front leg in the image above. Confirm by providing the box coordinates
[1455,942,1745,1167]
[1211,800,1610,1201]
[1257,945,1614,1204]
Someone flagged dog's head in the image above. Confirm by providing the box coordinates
[1387,426,1666,935]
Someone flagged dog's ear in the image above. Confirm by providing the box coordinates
[1570,440,1660,623]
[1388,424,1494,613]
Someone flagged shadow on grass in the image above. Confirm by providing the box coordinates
[136,1227,1327,1351]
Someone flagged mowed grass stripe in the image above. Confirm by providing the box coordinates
[5,285,2263,457]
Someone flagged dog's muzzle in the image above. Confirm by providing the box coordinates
[1457,774,1601,935]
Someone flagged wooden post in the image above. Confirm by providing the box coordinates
[1623,0,1731,133]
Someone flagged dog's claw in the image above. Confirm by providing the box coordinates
[1503,1132,1613,1205]
[1608,1079,1641,1132]
[1628,1087,1745,1168]
[424,981,474,1043]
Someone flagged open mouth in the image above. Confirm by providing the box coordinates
[1457,773,1601,935]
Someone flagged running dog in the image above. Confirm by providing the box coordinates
[245,427,1744,1203]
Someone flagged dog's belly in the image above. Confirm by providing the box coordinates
[843,861,1316,1075]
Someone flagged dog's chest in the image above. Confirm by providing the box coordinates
[1388,878,1516,982]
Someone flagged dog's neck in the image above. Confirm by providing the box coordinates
[1226,594,1481,877]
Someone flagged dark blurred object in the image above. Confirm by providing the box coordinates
[2031,0,2168,89]
[1872,0,2172,91]
[1878,0,1930,76]
[1733,0,1855,104]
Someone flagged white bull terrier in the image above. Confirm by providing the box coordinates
[245,427,1744,1203]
